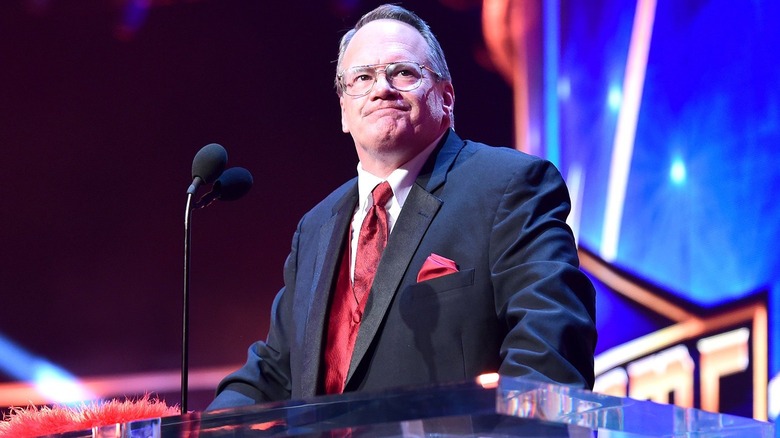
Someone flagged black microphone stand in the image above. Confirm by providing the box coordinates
[181,143,227,414]
[182,191,195,414]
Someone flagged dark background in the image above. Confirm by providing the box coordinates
[0,0,512,411]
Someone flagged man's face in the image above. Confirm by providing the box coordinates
[338,19,454,173]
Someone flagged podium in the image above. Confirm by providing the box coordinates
[62,376,774,437]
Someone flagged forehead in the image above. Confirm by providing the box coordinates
[342,19,428,68]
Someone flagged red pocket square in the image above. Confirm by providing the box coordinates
[417,253,459,283]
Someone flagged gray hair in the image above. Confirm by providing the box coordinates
[335,4,452,95]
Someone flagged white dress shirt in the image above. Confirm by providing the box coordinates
[349,140,440,280]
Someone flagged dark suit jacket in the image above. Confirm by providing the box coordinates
[208,129,596,409]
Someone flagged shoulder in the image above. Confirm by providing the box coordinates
[297,178,357,226]
[462,138,544,165]
[455,138,562,186]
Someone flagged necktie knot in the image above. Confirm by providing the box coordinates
[371,181,393,210]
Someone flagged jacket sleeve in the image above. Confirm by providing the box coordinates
[490,157,597,389]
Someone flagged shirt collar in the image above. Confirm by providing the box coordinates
[356,137,441,211]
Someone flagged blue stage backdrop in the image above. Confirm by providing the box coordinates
[554,0,779,421]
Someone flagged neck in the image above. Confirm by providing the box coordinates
[356,129,448,178]
[357,153,409,179]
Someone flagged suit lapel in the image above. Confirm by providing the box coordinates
[416,129,463,194]
[299,183,357,397]
[346,129,465,384]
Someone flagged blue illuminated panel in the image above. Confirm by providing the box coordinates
[556,0,780,420]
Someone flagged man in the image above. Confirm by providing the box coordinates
[208,4,596,409]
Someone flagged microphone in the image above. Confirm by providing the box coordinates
[193,167,254,209]
[181,144,251,414]
[187,143,228,195]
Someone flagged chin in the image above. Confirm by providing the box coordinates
[372,129,413,149]
[378,119,415,137]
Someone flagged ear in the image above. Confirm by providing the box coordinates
[440,81,455,120]
[339,96,350,133]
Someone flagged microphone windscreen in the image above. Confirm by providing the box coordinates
[191,143,228,184]
[214,167,253,201]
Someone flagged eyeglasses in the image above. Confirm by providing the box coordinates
[338,61,441,97]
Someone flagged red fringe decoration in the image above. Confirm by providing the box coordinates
[0,394,179,438]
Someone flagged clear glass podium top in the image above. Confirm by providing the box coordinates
[57,375,774,437]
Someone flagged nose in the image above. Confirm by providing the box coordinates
[369,71,397,97]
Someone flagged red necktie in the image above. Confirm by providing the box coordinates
[323,181,393,394]
[353,181,393,313]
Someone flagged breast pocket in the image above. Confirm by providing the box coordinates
[413,268,475,294]
[398,268,477,330]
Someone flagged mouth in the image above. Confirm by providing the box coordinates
[365,105,407,117]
